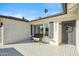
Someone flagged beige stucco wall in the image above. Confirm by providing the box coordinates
[67,3,78,13]
[2,18,30,44]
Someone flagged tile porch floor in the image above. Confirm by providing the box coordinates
[0,40,79,56]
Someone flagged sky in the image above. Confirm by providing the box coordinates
[0,3,63,21]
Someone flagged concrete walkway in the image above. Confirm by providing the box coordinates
[0,40,79,56]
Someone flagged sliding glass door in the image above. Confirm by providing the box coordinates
[33,24,49,37]
[34,24,43,35]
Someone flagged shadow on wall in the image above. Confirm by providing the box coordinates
[7,39,35,45]
[0,48,23,56]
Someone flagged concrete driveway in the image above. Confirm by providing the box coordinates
[0,40,79,56]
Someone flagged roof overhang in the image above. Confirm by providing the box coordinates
[30,3,67,22]
[0,15,29,22]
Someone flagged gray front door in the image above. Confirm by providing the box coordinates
[62,20,76,45]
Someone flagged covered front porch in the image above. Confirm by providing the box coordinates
[31,19,76,46]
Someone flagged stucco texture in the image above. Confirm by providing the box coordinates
[2,18,30,44]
